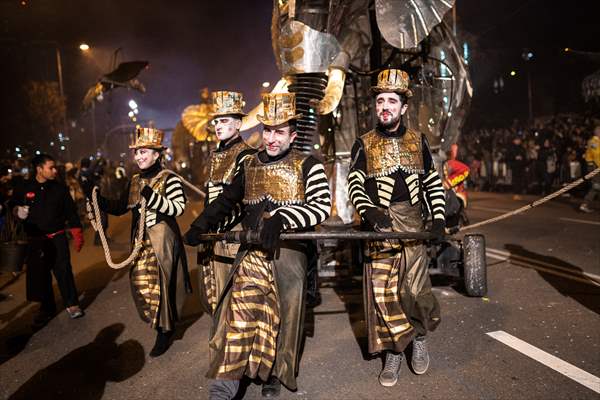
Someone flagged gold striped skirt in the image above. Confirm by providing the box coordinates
[215,250,280,382]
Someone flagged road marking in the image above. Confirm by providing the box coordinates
[486,247,600,287]
[487,331,600,394]
[559,217,600,226]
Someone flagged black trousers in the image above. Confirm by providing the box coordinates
[26,234,79,312]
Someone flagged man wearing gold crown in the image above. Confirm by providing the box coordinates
[184,92,331,399]
[81,127,191,357]
[348,69,446,386]
[197,91,256,317]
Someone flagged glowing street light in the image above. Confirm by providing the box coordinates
[262,81,271,88]
[128,99,138,110]
[510,70,517,77]
[79,43,90,51]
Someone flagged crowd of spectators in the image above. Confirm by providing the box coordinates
[458,113,599,197]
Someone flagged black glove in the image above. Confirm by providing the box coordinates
[430,219,446,243]
[260,213,284,252]
[140,185,154,201]
[363,207,393,231]
[183,225,208,247]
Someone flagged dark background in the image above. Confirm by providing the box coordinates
[0,0,598,159]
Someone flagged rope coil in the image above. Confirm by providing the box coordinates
[87,168,206,270]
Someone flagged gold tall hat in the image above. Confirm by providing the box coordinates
[129,127,166,150]
[210,91,247,117]
[371,68,413,98]
[257,92,303,126]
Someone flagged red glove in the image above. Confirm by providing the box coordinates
[70,228,84,252]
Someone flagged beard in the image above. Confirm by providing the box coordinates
[377,112,401,130]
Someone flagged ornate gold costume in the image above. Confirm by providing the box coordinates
[127,173,167,209]
[243,150,306,205]
[208,141,253,185]
[360,129,424,177]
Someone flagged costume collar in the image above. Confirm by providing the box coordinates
[140,160,162,179]
[216,135,242,152]
[375,124,407,138]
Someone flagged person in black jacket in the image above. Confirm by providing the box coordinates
[506,136,528,199]
[12,154,84,327]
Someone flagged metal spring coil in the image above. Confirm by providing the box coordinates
[287,73,328,154]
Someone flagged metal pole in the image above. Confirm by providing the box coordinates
[91,100,97,152]
[452,4,457,36]
[196,230,440,244]
[55,47,64,99]
[55,46,71,160]
[527,70,533,122]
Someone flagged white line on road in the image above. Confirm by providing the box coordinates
[487,331,600,394]
[486,248,600,286]
[559,217,600,226]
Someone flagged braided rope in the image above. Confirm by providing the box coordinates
[461,167,600,231]
[87,168,205,270]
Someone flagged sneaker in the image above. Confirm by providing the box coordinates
[378,352,403,387]
[411,335,430,375]
[66,306,84,319]
[579,204,593,213]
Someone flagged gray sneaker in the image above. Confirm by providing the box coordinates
[378,352,403,387]
[411,335,430,375]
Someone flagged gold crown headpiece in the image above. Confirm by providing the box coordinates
[257,92,303,126]
[371,68,413,98]
[129,127,166,150]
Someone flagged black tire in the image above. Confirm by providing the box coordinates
[462,234,487,297]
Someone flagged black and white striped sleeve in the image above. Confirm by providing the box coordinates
[273,156,331,230]
[144,175,186,217]
[347,140,378,215]
[420,138,445,221]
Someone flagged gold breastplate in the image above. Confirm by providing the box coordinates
[360,129,424,177]
[208,141,252,185]
[243,151,306,205]
[127,172,167,208]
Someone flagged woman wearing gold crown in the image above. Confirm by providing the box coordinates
[81,127,191,357]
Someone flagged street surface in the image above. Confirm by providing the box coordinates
[1,192,599,399]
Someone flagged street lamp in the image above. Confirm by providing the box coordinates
[79,43,90,51]
[522,49,534,122]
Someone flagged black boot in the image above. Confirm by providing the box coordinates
[149,328,173,357]
[261,376,281,398]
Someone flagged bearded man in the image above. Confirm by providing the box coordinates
[348,69,446,386]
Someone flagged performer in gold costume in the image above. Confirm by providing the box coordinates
[185,93,331,399]
[82,127,191,357]
[348,69,446,386]
[197,91,256,316]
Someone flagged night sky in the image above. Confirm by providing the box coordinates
[1,0,598,155]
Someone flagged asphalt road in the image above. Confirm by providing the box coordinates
[0,192,598,399]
